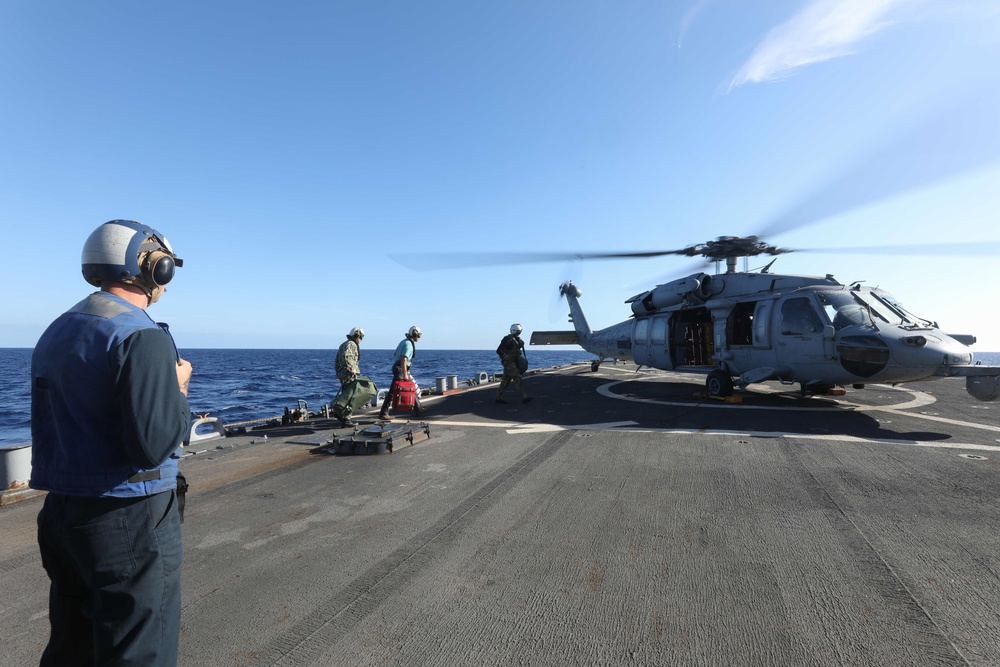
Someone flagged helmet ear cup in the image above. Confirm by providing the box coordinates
[143,250,177,287]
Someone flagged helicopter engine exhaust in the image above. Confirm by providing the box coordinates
[628,273,715,316]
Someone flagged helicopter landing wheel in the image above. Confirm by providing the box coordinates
[591,360,601,372]
[706,370,734,397]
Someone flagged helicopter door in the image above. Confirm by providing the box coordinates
[648,314,672,370]
[632,318,652,366]
[670,307,714,367]
[775,295,834,366]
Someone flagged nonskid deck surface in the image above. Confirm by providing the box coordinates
[2,361,998,666]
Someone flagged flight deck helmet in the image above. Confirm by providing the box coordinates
[510,323,523,335]
[407,325,422,340]
[81,219,183,303]
[349,327,365,340]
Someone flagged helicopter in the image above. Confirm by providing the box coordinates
[390,103,1000,401]
[528,235,1000,401]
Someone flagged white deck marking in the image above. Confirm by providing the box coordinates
[595,375,1000,433]
[426,419,999,452]
[421,367,999,452]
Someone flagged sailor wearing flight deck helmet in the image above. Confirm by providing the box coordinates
[496,323,531,404]
[334,326,366,427]
[336,327,365,386]
[31,219,191,666]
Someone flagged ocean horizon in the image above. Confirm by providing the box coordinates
[0,347,594,447]
[5,347,999,448]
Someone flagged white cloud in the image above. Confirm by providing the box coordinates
[728,0,919,91]
[678,0,715,48]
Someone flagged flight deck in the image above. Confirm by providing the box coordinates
[2,361,999,666]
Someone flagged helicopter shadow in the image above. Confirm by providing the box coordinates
[416,367,960,445]
[610,376,957,443]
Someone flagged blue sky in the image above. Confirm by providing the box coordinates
[2,0,999,351]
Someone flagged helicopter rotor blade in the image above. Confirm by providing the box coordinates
[389,249,694,271]
[756,96,1000,240]
[792,241,1000,256]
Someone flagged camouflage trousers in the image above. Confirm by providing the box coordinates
[496,358,528,400]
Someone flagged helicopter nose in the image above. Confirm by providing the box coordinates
[837,334,890,378]
[889,332,972,368]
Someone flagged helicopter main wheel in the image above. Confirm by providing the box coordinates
[591,360,601,372]
[706,370,734,397]
[801,383,835,397]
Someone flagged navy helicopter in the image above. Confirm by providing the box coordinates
[527,235,1000,401]
[393,104,1000,401]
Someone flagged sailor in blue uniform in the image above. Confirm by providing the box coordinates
[31,219,191,667]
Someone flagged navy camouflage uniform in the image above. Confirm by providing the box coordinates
[496,333,530,402]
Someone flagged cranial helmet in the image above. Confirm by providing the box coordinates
[81,220,182,303]
[408,325,422,339]
[510,323,523,335]
[349,327,365,339]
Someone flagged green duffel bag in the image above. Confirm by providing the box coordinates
[516,356,528,374]
[331,376,379,418]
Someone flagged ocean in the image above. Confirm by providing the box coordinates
[0,348,594,447]
[5,347,999,448]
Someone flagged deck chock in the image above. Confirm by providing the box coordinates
[188,416,227,444]
[322,422,431,456]
[695,392,743,403]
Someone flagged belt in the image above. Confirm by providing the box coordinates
[127,470,162,483]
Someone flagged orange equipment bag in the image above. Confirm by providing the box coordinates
[391,379,418,410]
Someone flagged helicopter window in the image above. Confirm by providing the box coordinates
[815,291,874,330]
[855,291,911,326]
[779,297,824,336]
[650,317,667,346]
[634,318,649,344]
[874,291,930,326]
[853,290,905,324]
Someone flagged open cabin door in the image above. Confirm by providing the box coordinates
[670,307,714,367]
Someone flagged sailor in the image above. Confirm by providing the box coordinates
[30,220,191,666]
[334,326,364,426]
[496,323,532,404]
[379,325,425,420]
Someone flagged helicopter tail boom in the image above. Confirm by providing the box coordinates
[559,281,592,336]
[530,282,633,363]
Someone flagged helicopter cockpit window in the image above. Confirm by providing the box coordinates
[854,291,911,326]
[779,297,824,336]
[815,291,873,331]
[874,291,931,327]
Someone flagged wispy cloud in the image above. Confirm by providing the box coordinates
[678,0,715,48]
[728,0,919,91]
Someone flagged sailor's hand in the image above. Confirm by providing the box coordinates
[177,358,193,396]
